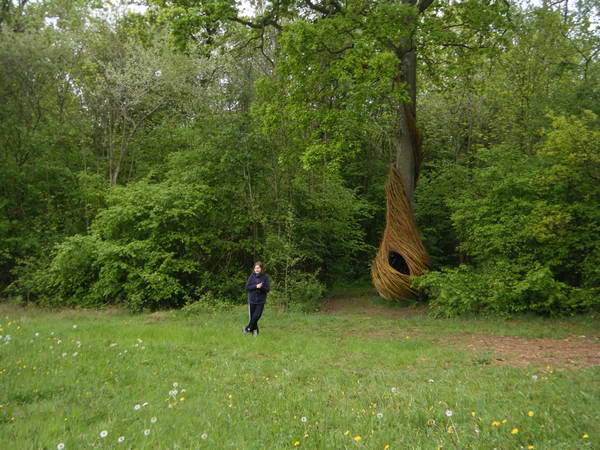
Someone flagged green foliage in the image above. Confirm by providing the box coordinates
[417,111,600,316]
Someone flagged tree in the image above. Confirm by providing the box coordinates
[149,0,513,299]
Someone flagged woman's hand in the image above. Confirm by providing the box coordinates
[257,282,263,289]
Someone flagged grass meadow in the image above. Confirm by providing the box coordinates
[0,293,599,449]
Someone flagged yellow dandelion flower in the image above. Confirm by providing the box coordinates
[304,434,308,438]
[293,441,300,447]
[491,421,501,426]
[528,411,534,417]
[344,431,350,436]
[471,411,476,416]
[511,428,519,435]
[527,446,534,449]
[354,436,362,441]
[180,397,185,401]
[384,446,390,450]
[502,419,508,424]
[582,434,589,439]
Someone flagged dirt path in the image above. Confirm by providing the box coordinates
[320,296,600,368]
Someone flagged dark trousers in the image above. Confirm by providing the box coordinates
[246,303,265,333]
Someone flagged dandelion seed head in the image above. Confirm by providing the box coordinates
[445,409,453,417]
[134,404,141,410]
[377,413,383,419]
[57,444,65,450]
[201,433,208,440]
[99,430,108,438]
[72,325,77,329]
[531,375,538,381]
[151,416,157,423]
[144,429,150,436]
[301,416,307,423]
[118,436,125,443]
[427,379,434,383]
[391,387,398,393]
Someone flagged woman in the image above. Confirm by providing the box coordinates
[243,261,270,336]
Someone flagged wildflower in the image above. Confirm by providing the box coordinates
[301,416,307,423]
[143,402,148,407]
[384,446,390,450]
[180,397,185,401]
[144,429,150,436]
[72,325,77,329]
[72,353,78,357]
[57,444,65,450]
[35,333,40,337]
[447,426,454,434]
[293,442,300,447]
[491,421,501,426]
[354,436,362,441]
[511,428,519,435]
[531,375,538,381]
[377,413,383,419]
[344,431,350,435]
[201,433,208,440]
[445,409,453,417]
[134,404,141,410]
[151,417,157,424]
[427,419,436,426]
[391,387,398,393]
[100,430,108,438]
[427,379,434,383]
[528,446,534,449]
[304,434,309,438]
[137,338,143,343]
[582,434,589,439]
[471,411,476,416]
[475,428,480,434]
[528,411,534,417]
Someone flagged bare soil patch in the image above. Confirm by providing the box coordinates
[321,296,427,318]
[449,334,600,368]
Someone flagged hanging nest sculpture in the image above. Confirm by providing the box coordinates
[371,167,429,300]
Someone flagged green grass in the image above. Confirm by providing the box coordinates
[0,300,598,449]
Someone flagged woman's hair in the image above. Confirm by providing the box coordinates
[253,261,264,271]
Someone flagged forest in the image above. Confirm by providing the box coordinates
[1,0,599,316]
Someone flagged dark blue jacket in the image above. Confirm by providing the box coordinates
[246,272,270,304]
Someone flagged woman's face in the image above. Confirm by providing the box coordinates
[254,264,262,274]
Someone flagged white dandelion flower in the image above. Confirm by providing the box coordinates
[143,429,150,436]
[446,410,453,417]
[377,413,384,419]
[57,444,65,450]
[117,436,125,443]
[134,404,141,410]
[151,416,157,424]
[99,430,108,438]
[201,433,208,440]
[300,417,307,423]
[391,387,398,393]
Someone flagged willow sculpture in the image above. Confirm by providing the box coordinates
[371,167,429,299]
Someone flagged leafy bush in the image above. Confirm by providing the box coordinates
[416,111,600,315]
[269,272,325,313]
